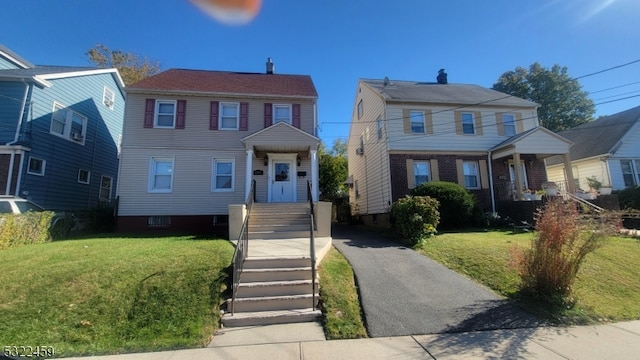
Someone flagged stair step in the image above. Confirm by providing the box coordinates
[244,257,311,269]
[237,279,317,297]
[229,294,318,312]
[249,230,310,240]
[221,308,321,327]
[241,267,313,282]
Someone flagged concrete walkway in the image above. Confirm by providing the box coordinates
[64,320,640,359]
[331,223,543,337]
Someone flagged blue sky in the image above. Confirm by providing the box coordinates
[2,0,639,146]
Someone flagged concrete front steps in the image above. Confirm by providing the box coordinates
[221,256,321,327]
[248,203,311,240]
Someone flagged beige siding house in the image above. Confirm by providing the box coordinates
[546,106,640,192]
[117,66,320,234]
[347,75,574,225]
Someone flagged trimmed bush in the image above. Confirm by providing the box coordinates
[0,212,54,250]
[411,181,476,229]
[390,195,439,246]
[617,186,640,210]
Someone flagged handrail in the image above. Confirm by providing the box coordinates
[230,179,256,315]
[562,190,605,213]
[307,180,317,310]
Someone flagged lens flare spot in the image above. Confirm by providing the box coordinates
[190,0,262,25]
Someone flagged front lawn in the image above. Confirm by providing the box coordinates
[0,236,234,357]
[415,231,640,324]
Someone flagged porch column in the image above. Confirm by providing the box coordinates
[563,154,575,194]
[245,149,253,201]
[310,149,319,200]
[513,153,524,200]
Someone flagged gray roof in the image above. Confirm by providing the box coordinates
[0,44,34,68]
[362,79,539,108]
[546,105,640,165]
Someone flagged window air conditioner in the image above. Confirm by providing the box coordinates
[355,147,364,156]
[71,132,83,141]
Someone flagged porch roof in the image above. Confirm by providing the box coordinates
[241,122,320,157]
[490,126,573,160]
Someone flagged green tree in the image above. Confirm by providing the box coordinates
[493,63,595,132]
[87,44,161,85]
[319,138,348,200]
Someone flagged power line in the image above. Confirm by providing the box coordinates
[575,59,640,80]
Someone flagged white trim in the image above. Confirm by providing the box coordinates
[413,160,431,186]
[461,112,475,135]
[212,158,235,192]
[27,156,45,176]
[219,102,240,130]
[463,161,480,189]
[245,150,253,200]
[103,86,115,109]
[99,175,113,201]
[154,100,176,129]
[36,68,125,89]
[78,169,91,184]
[148,156,175,193]
[49,102,87,145]
[0,49,32,68]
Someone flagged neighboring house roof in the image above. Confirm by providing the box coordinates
[0,44,34,68]
[362,78,539,108]
[126,69,318,98]
[546,105,640,166]
[0,66,126,93]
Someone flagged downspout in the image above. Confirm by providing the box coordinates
[313,101,318,137]
[488,150,496,214]
[7,80,30,145]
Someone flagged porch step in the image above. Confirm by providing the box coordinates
[237,279,317,297]
[241,267,313,282]
[228,294,318,312]
[249,230,310,240]
[244,256,311,269]
[221,308,321,327]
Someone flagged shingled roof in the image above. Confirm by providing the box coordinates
[126,69,318,98]
[362,79,538,108]
[546,106,640,166]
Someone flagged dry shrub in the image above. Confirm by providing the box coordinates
[512,199,618,304]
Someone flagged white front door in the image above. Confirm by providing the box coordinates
[270,158,295,202]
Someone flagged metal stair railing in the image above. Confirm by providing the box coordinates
[307,180,317,311]
[230,179,255,315]
[562,190,605,213]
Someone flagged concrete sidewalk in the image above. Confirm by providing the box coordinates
[63,320,640,359]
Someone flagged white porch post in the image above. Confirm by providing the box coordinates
[513,153,523,200]
[310,149,319,200]
[245,149,253,201]
[563,154,576,194]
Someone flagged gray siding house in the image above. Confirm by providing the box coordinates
[0,44,125,210]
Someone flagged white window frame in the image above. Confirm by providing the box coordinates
[103,86,115,109]
[410,110,425,134]
[99,175,113,201]
[273,104,292,124]
[463,161,480,189]
[148,157,175,193]
[414,161,431,187]
[27,157,45,176]
[503,113,516,136]
[461,112,475,135]
[220,102,240,130]
[620,159,640,187]
[376,116,383,140]
[212,158,235,192]
[50,102,87,145]
[78,169,91,184]
[154,100,176,129]
[357,99,363,119]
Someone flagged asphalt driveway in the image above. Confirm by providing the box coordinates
[331,223,544,337]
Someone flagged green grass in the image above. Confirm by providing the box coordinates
[415,230,640,325]
[0,236,234,357]
[318,247,368,339]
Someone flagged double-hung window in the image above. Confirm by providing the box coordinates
[502,114,516,136]
[27,157,45,176]
[103,87,115,109]
[274,104,292,124]
[220,102,239,129]
[213,159,234,191]
[149,157,174,192]
[461,112,475,134]
[100,176,113,201]
[50,102,87,144]
[376,117,383,140]
[463,161,480,189]
[414,161,431,186]
[155,100,176,128]
[410,111,425,134]
[620,160,640,187]
[78,169,90,184]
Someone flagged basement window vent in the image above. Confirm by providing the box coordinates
[148,216,171,228]
[213,215,229,225]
